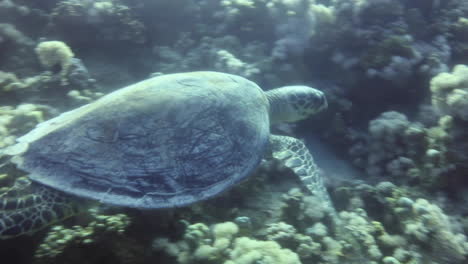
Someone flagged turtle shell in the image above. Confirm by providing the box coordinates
[9,72,270,208]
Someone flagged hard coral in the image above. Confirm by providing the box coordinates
[430,64,468,121]
[153,221,302,264]
[402,199,468,262]
[35,41,74,85]
[34,209,131,259]
[50,0,146,44]
[226,236,301,264]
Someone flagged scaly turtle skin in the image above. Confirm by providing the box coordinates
[0,71,328,238]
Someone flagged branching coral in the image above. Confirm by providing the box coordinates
[0,23,33,47]
[338,69,460,187]
[214,49,260,78]
[2,42,101,108]
[153,221,302,264]
[0,71,21,91]
[0,104,52,148]
[225,236,301,264]
[352,111,426,180]
[336,181,468,264]
[1,1,468,264]
[389,197,468,262]
[431,64,468,121]
[35,41,75,85]
[50,0,146,44]
[348,110,457,189]
[340,210,383,261]
[34,209,131,259]
[0,70,55,95]
[281,187,330,224]
[263,221,344,263]
[153,35,272,81]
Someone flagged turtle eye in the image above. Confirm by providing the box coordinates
[306,91,327,112]
[316,93,327,108]
[308,92,320,104]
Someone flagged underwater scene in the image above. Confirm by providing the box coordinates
[1,0,468,263]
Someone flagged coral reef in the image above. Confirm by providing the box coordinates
[347,63,468,193]
[153,221,302,264]
[152,35,274,83]
[0,1,468,264]
[1,41,101,109]
[49,0,146,44]
[430,64,468,121]
[0,104,51,148]
[347,109,462,191]
[335,181,468,263]
[34,209,131,259]
[35,40,74,85]
[0,23,33,47]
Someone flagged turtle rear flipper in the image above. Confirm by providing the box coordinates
[0,179,78,239]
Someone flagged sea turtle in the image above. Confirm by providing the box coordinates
[0,71,330,238]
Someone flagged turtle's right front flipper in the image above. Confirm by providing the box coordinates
[269,134,365,261]
[0,178,78,239]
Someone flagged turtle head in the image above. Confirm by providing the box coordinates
[266,85,327,124]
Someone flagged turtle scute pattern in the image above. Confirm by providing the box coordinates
[0,178,78,238]
[11,72,271,209]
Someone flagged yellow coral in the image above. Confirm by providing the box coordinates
[195,222,239,259]
[35,40,74,85]
[226,236,301,264]
[213,221,239,240]
[447,89,468,106]
[310,4,335,24]
[430,65,468,120]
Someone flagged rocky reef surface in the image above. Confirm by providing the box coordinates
[1,1,468,263]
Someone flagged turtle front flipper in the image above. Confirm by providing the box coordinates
[269,135,344,226]
[270,134,367,260]
[269,135,332,207]
[0,178,78,239]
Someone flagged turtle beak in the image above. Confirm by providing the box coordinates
[312,90,327,113]
[318,92,328,112]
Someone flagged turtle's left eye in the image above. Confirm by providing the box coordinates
[308,91,321,103]
[307,91,327,111]
[316,93,327,107]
